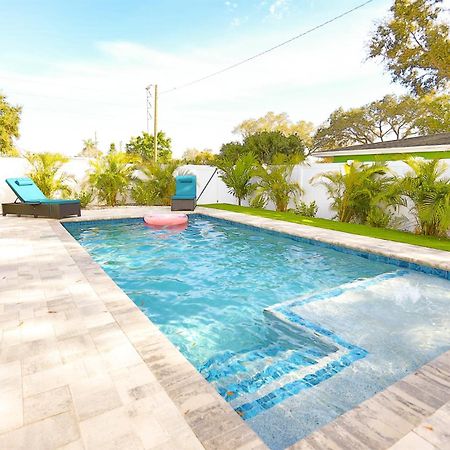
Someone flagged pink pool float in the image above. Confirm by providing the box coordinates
[143,213,188,231]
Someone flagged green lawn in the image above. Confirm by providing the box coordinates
[201,203,450,252]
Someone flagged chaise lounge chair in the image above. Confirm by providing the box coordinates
[171,175,197,211]
[2,177,81,219]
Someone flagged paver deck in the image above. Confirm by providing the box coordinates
[1,206,449,450]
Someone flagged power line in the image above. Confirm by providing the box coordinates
[161,0,374,94]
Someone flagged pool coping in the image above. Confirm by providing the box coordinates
[60,206,450,449]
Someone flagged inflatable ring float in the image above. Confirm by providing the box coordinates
[143,213,188,231]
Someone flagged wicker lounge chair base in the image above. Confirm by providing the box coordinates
[171,198,196,211]
[2,201,81,219]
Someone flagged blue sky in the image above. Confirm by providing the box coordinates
[0,0,403,156]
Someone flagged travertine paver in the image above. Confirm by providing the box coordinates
[390,401,450,449]
[1,206,449,450]
[0,210,265,450]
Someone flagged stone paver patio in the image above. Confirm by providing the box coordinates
[1,206,449,449]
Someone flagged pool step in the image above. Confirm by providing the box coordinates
[202,271,409,420]
[200,314,366,420]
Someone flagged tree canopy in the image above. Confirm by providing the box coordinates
[313,93,450,150]
[125,131,172,162]
[182,148,216,165]
[415,93,450,134]
[220,131,306,164]
[233,111,314,148]
[0,93,22,156]
[368,0,450,95]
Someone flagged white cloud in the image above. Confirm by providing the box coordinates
[225,1,238,11]
[268,0,289,18]
[1,1,400,157]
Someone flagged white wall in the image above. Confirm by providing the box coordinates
[0,157,30,203]
[1,157,449,227]
[0,158,237,206]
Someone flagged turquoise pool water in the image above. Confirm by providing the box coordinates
[64,215,450,449]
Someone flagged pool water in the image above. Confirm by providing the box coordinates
[64,215,450,449]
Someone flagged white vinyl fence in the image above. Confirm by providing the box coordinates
[1,157,449,230]
[0,158,236,206]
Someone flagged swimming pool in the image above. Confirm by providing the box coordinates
[64,215,450,449]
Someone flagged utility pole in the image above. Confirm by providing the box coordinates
[145,85,152,133]
[153,84,158,163]
[145,84,158,163]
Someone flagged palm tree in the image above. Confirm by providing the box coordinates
[312,161,401,224]
[79,138,102,158]
[401,158,450,236]
[132,160,180,206]
[25,152,72,197]
[255,154,302,212]
[88,152,136,206]
[217,153,258,206]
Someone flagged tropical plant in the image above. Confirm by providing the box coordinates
[0,93,22,156]
[401,158,450,236]
[132,160,180,206]
[217,153,258,206]
[293,200,318,218]
[79,138,102,158]
[88,152,136,206]
[366,179,407,229]
[255,154,302,212]
[25,152,72,197]
[249,192,267,209]
[312,161,403,225]
[126,131,172,162]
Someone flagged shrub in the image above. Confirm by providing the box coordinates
[78,190,94,209]
[293,200,318,218]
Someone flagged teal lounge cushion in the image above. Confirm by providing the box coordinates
[6,178,47,202]
[6,178,79,204]
[174,175,196,198]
